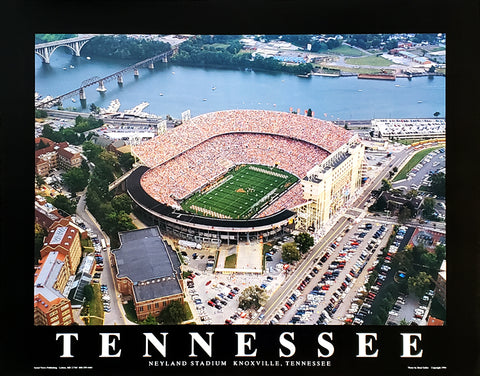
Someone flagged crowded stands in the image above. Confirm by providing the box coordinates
[134,110,354,218]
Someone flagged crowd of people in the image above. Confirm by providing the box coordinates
[133,109,352,168]
[140,132,329,213]
[134,109,353,219]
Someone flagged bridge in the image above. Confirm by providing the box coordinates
[35,34,96,64]
[36,47,178,109]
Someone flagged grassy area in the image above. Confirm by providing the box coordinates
[181,164,298,219]
[86,283,104,325]
[183,302,194,321]
[123,300,138,323]
[345,55,394,67]
[393,147,440,182]
[328,45,366,57]
[224,253,237,268]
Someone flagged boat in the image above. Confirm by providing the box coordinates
[159,93,164,96]
[63,67,67,70]
[203,98,207,101]
[69,65,75,69]
[212,85,216,90]
[172,71,175,74]
[357,89,363,92]
[395,84,400,87]
[71,98,76,102]
[86,56,91,60]
[417,101,423,103]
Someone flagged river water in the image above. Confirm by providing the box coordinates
[35,49,445,120]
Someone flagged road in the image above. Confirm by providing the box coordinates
[75,192,133,325]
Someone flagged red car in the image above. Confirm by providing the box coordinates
[205,280,212,286]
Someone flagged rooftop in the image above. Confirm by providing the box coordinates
[113,227,182,302]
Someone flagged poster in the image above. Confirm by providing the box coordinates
[5,0,478,375]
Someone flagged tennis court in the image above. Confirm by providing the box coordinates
[181,164,298,219]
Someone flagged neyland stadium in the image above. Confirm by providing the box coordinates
[126,110,365,245]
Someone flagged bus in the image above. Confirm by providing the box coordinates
[101,238,106,251]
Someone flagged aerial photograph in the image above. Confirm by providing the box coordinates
[34,33,446,327]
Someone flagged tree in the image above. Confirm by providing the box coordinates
[34,223,48,262]
[430,172,445,197]
[238,286,268,310]
[35,174,46,189]
[111,193,133,214]
[381,178,392,192]
[62,167,89,194]
[434,244,446,265]
[398,206,412,224]
[139,314,158,325]
[422,197,436,219]
[408,272,432,298]
[52,194,76,215]
[405,189,418,200]
[118,152,135,171]
[82,141,103,163]
[158,300,187,324]
[90,103,100,114]
[294,232,314,254]
[282,242,300,263]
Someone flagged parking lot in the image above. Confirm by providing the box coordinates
[273,219,394,325]
[179,242,288,325]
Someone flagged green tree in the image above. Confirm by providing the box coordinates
[294,232,314,254]
[52,194,76,215]
[139,314,158,325]
[408,272,432,298]
[35,174,46,189]
[238,286,268,310]
[381,178,392,192]
[430,172,445,197]
[405,189,418,200]
[62,167,89,193]
[82,141,103,163]
[422,197,436,219]
[398,206,412,224]
[434,244,446,265]
[158,300,187,324]
[111,193,133,214]
[118,152,135,171]
[282,242,300,263]
[34,223,48,262]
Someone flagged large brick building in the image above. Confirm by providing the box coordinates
[40,221,82,276]
[112,227,184,321]
[34,251,74,326]
[35,138,82,176]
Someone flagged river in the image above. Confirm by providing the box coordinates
[35,49,445,120]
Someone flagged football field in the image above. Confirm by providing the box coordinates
[181,164,298,219]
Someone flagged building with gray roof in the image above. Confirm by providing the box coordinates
[112,226,184,321]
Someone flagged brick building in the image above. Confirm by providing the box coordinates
[35,137,82,176]
[34,251,73,326]
[112,227,184,321]
[40,221,82,276]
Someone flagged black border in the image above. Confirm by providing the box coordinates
[3,0,479,375]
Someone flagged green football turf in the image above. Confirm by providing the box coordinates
[181,164,298,219]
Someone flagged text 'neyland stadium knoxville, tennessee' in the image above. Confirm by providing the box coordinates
[127,110,365,244]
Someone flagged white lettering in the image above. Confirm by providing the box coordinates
[189,332,214,357]
[279,332,296,358]
[235,332,257,357]
[56,333,78,358]
[99,333,121,358]
[356,333,378,358]
[317,332,335,358]
[400,333,423,358]
[143,332,168,358]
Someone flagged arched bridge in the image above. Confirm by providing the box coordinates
[35,34,96,63]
